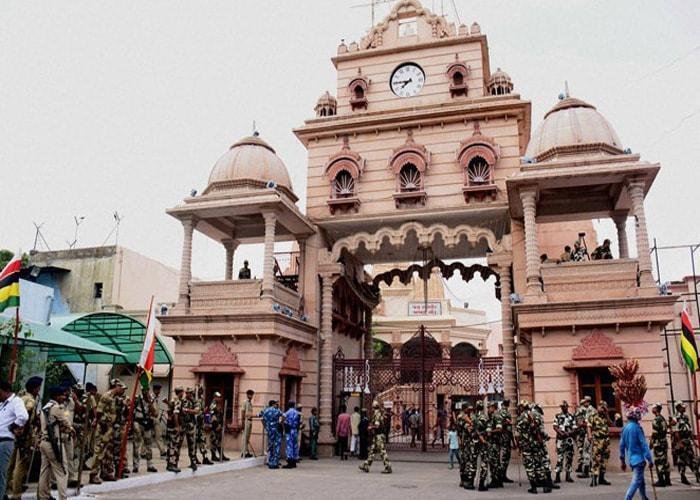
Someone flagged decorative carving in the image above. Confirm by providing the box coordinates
[330,221,503,262]
[191,341,245,373]
[280,345,305,377]
[572,330,623,360]
[325,136,364,214]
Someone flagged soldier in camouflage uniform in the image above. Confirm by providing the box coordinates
[575,396,596,477]
[194,385,212,465]
[485,400,503,488]
[132,386,158,473]
[180,387,200,470]
[498,399,514,484]
[6,376,42,500]
[553,400,576,483]
[533,403,559,491]
[166,387,185,473]
[359,400,392,474]
[672,402,700,485]
[515,400,543,494]
[588,401,611,487]
[473,400,490,491]
[89,379,125,484]
[112,390,129,477]
[208,392,227,461]
[456,404,477,490]
[650,402,671,487]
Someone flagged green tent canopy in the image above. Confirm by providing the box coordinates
[0,318,126,363]
[51,312,173,366]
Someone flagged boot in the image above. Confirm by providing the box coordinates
[189,462,197,471]
[554,472,561,484]
[381,466,392,474]
[575,462,582,473]
[589,474,597,487]
[527,479,538,494]
[653,470,665,487]
[147,465,158,473]
[546,472,559,489]
[463,476,475,490]
[221,453,230,462]
[132,466,139,474]
[202,456,213,465]
[665,471,672,486]
[100,474,116,482]
[89,474,102,485]
[680,472,690,485]
[565,471,574,483]
[478,478,488,491]
[696,471,700,483]
[598,472,610,485]
[210,451,220,462]
[502,473,514,483]
[166,464,181,473]
[577,465,589,478]
[359,464,369,473]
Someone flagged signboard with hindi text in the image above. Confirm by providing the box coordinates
[408,301,442,316]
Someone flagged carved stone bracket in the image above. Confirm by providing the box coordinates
[571,330,623,361]
[280,344,306,377]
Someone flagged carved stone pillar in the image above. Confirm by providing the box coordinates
[318,273,335,446]
[363,308,373,360]
[627,176,654,286]
[519,187,541,296]
[178,217,196,311]
[498,264,516,401]
[222,238,238,281]
[262,212,277,298]
[612,214,629,259]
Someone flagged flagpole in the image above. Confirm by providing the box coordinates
[117,295,155,478]
[694,371,700,450]
[9,306,20,383]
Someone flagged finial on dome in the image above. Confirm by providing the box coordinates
[564,80,570,98]
[252,120,259,136]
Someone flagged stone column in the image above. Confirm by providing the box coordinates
[627,176,654,286]
[519,186,541,296]
[318,273,335,446]
[178,216,196,311]
[297,239,306,298]
[612,215,629,259]
[363,308,373,360]
[222,238,238,280]
[498,264,516,402]
[262,211,277,298]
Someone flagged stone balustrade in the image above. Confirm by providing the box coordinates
[188,278,300,314]
[540,258,640,302]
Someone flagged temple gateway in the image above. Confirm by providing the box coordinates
[159,0,677,458]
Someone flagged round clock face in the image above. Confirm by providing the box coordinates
[390,63,425,97]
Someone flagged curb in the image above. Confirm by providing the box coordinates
[20,457,264,499]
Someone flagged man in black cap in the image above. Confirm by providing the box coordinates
[6,376,42,500]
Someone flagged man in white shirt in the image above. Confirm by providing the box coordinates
[0,380,29,498]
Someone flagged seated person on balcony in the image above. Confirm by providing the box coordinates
[559,245,572,263]
[238,260,251,279]
[591,239,613,260]
[571,238,589,262]
[540,253,554,264]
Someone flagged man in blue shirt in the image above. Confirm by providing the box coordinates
[620,410,654,500]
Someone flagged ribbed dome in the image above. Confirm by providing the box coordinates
[205,133,293,194]
[526,96,623,162]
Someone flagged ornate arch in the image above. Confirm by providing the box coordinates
[389,130,430,174]
[446,56,469,97]
[324,136,365,180]
[325,136,364,214]
[330,221,504,262]
[348,69,369,110]
[458,122,500,203]
[390,130,430,207]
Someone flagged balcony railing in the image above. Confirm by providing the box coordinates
[189,278,300,314]
[540,258,639,302]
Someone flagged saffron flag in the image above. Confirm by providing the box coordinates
[680,309,699,372]
[138,308,157,390]
[0,259,21,313]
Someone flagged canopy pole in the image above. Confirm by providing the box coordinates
[9,308,20,383]
[117,366,142,479]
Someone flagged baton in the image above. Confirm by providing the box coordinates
[648,465,658,500]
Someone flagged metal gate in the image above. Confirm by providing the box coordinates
[332,325,504,452]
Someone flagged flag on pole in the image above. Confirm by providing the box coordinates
[680,309,699,372]
[138,307,157,390]
[0,259,21,313]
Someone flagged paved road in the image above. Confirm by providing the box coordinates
[93,458,700,500]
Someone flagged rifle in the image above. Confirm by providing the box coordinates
[75,423,90,495]
[43,404,65,474]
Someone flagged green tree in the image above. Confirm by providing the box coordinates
[0,249,29,271]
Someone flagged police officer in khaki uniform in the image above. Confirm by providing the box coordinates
[240,389,254,458]
[38,386,74,500]
[6,376,42,500]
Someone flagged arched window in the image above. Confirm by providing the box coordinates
[450,342,479,361]
[467,156,491,186]
[333,170,355,198]
[348,72,369,111]
[353,85,364,100]
[399,163,421,192]
[372,338,393,360]
[453,71,464,86]
[446,59,469,97]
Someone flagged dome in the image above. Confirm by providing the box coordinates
[204,133,294,197]
[526,96,624,162]
[487,68,513,95]
[315,91,337,108]
[314,91,337,117]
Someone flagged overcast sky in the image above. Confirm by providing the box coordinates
[1,1,699,318]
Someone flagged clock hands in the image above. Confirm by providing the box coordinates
[395,78,413,89]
